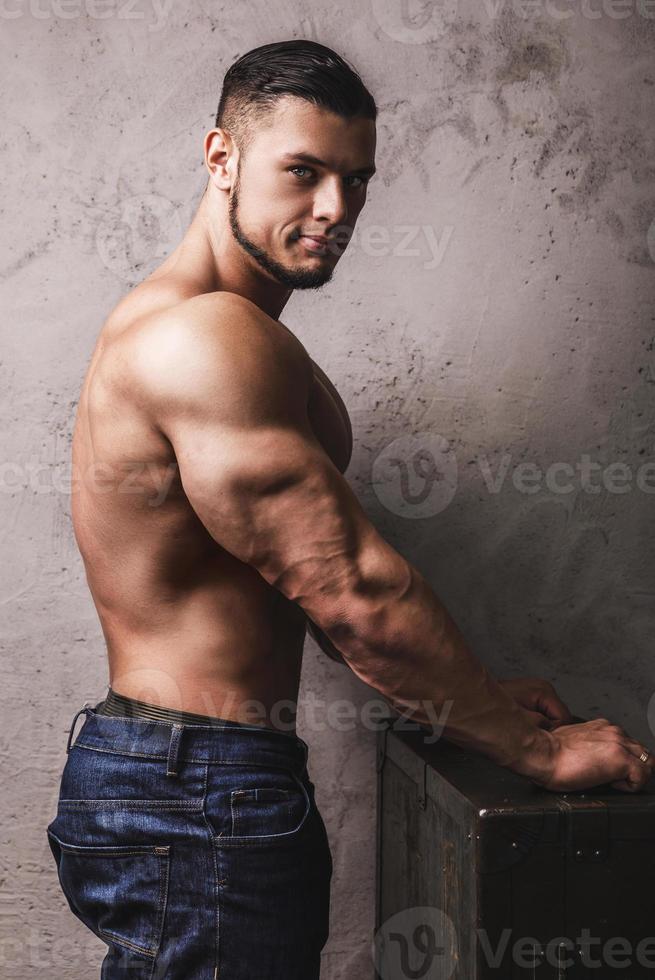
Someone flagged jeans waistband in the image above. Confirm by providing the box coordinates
[66,698,309,776]
[96,686,288,730]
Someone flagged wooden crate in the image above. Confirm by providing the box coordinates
[375,720,655,978]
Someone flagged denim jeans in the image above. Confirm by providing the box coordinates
[46,701,333,979]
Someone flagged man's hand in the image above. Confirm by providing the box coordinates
[534,718,655,793]
[497,677,574,730]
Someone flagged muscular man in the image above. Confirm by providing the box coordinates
[47,38,654,980]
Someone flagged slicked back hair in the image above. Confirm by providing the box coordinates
[215,39,377,158]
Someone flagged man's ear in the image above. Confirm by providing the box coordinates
[204,128,237,191]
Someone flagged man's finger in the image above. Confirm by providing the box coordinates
[622,738,655,773]
[610,746,653,791]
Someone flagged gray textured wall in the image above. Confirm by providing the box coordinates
[2,2,654,977]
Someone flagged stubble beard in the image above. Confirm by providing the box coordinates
[227,167,336,291]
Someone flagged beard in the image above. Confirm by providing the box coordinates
[227,167,336,290]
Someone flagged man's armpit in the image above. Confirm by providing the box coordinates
[305,616,348,666]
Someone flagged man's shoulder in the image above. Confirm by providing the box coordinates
[120,291,312,422]
[124,290,287,353]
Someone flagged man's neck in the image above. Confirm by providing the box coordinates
[156,190,293,321]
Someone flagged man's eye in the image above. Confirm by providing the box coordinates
[289,166,314,179]
[345,176,368,189]
[289,167,369,188]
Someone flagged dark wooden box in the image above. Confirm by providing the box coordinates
[375,720,655,978]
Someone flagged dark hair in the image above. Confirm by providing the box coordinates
[215,40,377,155]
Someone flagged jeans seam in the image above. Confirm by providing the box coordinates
[201,764,221,980]
[99,929,157,958]
[74,742,305,770]
[56,800,203,808]
[150,845,170,979]
[230,787,237,837]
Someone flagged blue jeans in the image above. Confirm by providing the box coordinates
[46,701,333,979]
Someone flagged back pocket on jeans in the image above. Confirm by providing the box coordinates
[46,828,170,958]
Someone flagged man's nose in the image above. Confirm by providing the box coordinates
[312,177,349,226]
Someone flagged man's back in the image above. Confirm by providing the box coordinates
[71,280,352,730]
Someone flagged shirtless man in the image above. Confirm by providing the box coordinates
[47,38,654,980]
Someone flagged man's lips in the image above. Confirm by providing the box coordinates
[298,235,331,254]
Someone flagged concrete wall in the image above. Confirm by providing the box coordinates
[2,2,654,977]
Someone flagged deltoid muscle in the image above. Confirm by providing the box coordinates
[305,616,348,666]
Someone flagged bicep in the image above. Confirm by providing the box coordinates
[138,296,399,632]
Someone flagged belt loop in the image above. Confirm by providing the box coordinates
[166,724,184,777]
[66,702,94,754]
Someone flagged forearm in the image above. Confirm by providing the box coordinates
[322,549,554,781]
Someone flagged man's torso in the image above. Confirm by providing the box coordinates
[71,276,352,730]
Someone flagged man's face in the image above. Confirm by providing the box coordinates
[227,95,376,290]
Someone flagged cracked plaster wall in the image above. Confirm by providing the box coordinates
[2,2,654,978]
